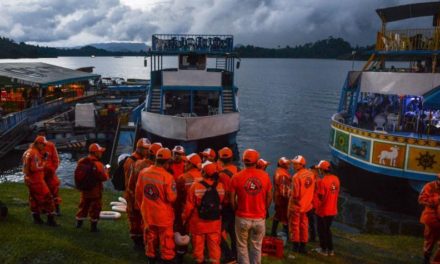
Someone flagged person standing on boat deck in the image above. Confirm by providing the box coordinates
[182,161,225,264]
[314,160,340,257]
[175,153,203,263]
[419,173,440,264]
[125,138,150,250]
[75,143,109,232]
[230,149,272,264]
[135,148,177,264]
[217,147,239,263]
[271,157,291,237]
[202,148,216,163]
[288,155,315,254]
[37,131,62,216]
[170,145,186,181]
[256,158,270,171]
[22,136,58,226]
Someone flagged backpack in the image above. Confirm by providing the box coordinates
[74,157,99,191]
[198,181,221,220]
[111,155,136,191]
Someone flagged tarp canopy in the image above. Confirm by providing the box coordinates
[376,2,440,23]
[0,62,100,87]
[360,72,440,96]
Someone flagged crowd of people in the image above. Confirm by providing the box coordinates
[22,135,342,263]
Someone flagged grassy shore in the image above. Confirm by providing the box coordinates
[0,183,424,263]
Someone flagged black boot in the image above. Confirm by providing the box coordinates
[47,214,59,227]
[292,242,299,252]
[32,213,44,225]
[90,221,99,232]
[271,220,279,236]
[76,220,83,228]
[133,237,144,251]
[424,253,431,264]
[299,242,307,254]
[146,257,156,264]
[283,224,289,236]
[55,205,61,216]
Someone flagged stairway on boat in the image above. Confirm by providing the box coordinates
[149,86,162,113]
[222,88,235,113]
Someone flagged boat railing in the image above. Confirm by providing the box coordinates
[151,34,234,53]
[376,28,440,52]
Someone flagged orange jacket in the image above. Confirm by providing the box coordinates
[274,167,291,204]
[176,168,203,207]
[289,168,315,213]
[314,174,340,217]
[78,155,109,198]
[218,163,238,205]
[182,178,225,234]
[135,165,177,226]
[419,180,440,225]
[43,141,59,174]
[22,145,45,184]
[124,152,143,193]
[127,158,152,205]
[170,161,185,181]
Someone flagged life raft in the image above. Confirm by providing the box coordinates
[100,211,121,220]
[110,201,126,207]
[112,205,127,213]
[118,197,127,205]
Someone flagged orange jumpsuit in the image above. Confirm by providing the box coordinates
[23,145,55,215]
[75,155,109,222]
[419,180,440,262]
[43,141,61,205]
[273,167,291,224]
[182,179,225,264]
[288,168,315,243]
[135,165,177,261]
[123,152,143,240]
[170,161,185,181]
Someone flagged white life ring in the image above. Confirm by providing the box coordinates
[110,201,126,207]
[118,197,127,205]
[100,211,121,220]
[112,205,127,213]
[174,232,190,246]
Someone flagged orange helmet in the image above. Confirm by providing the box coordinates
[149,142,163,156]
[202,161,218,177]
[172,145,185,154]
[136,138,151,149]
[317,160,331,171]
[186,153,202,168]
[277,157,291,167]
[89,143,106,153]
[243,149,260,164]
[292,155,306,166]
[202,148,216,159]
[256,158,270,169]
[34,136,48,145]
[156,148,171,160]
[218,147,233,159]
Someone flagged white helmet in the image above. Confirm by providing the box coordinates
[174,232,190,246]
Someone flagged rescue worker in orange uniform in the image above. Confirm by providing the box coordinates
[230,149,273,264]
[308,165,319,242]
[419,173,440,264]
[202,148,216,163]
[135,148,177,264]
[175,153,203,263]
[23,136,58,226]
[217,147,239,263]
[125,138,150,250]
[75,143,109,232]
[271,157,291,236]
[314,160,340,257]
[182,161,225,264]
[256,158,270,171]
[170,145,186,181]
[39,132,62,216]
[288,155,315,254]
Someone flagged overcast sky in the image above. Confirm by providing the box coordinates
[0,0,433,48]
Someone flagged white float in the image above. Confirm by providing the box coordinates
[112,205,127,213]
[110,201,126,207]
[118,197,127,205]
[174,232,190,246]
[100,211,121,220]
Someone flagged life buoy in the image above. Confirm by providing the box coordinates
[100,211,121,220]
[174,232,190,246]
[110,201,126,207]
[112,205,127,213]
[118,197,127,205]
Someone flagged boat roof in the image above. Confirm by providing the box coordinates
[0,62,100,87]
[376,2,440,23]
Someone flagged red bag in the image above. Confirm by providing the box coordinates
[74,157,99,191]
[262,236,284,258]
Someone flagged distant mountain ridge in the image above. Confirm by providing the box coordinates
[89,42,149,52]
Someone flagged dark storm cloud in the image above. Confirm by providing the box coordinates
[0,0,433,47]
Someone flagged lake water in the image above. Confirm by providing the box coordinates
[0,57,366,186]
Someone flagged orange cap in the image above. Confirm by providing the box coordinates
[186,153,202,168]
[317,160,331,171]
[89,143,106,153]
[257,158,270,168]
[149,142,163,155]
[202,161,218,177]
[278,157,291,166]
[202,148,216,159]
[292,155,306,166]
[172,145,185,154]
[34,136,48,144]
[243,149,260,164]
[218,147,233,159]
[156,148,171,160]
[136,138,151,148]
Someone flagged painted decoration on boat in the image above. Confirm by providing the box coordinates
[372,142,406,168]
[350,136,371,161]
[335,130,349,154]
[407,146,440,173]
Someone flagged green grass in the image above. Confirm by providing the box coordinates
[0,183,424,263]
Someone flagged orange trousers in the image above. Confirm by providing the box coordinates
[424,221,440,262]
[26,181,55,214]
[126,198,144,239]
[192,232,221,264]
[145,225,175,260]
[45,170,61,205]
[289,211,309,243]
[76,195,102,222]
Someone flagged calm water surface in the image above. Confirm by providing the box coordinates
[0,57,365,186]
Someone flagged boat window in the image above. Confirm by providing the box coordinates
[193,91,219,116]
[179,54,206,70]
[164,91,191,116]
